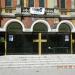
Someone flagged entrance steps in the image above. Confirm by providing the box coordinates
[0,55,75,68]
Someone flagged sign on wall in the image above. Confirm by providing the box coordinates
[9,35,14,42]
[65,35,69,42]
[30,7,45,15]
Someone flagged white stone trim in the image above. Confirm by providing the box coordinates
[30,20,51,32]
[3,19,25,32]
[56,20,75,32]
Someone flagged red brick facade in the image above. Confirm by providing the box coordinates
[0,0,75,31]
[34,0,39,7]
[22,17,32,28]
[1,0,5,8]
[13,0,17,8]
[0,0,75,55]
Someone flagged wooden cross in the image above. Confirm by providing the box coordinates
[33,33,47,55]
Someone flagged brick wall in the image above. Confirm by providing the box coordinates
[13,0,17,8]
[1,18,12,27]
[22,17,32,28]
[1,0,5,8]
[47,18,55,27]
[34,0,39,7]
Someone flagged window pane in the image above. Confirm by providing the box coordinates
[6,0,12,6]
[59,23,71,32]
[29,0,34,7]
[7,22,22,32]
[39,0,44,7]
[61,0,65,8]
[33,23,48,32]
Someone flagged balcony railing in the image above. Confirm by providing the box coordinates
[22,7,30,15]
[59,9,75,16]
[21,7,60,17]
[1,7,75,18]
[22,8,59,15]
[45,8,60,16]
[0,7,16,17]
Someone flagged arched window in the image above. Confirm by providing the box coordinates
[7,22,22,33]
[59,23,71,32]
[57,23,71,54]
[33,22,48,32]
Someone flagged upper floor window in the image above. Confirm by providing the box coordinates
[29,0,34,7]
[61,0,65,8]
[5,0,12,7]
[21,0,24,7]
[39,0,45,7]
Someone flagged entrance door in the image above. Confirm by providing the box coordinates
[58,23,71,54]
[6,22,22,54]
[33,22,48,55]
[48,33,70,54]
[33,32,71,54]
[33,32,48,54]
[7,33,33,54]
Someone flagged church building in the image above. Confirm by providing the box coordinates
[0,0,75,55]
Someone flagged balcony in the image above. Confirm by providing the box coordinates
[21,7,60,17]
[59,9,75,19]
[1,7,75,18]
[21,7,75,18]
[22,7,31,16]
[1,7,16,17]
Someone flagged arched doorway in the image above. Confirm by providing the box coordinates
[6,22,34,55]
[7,22,23,32]
[6,22,23,54]
[59,23,71,32]
[33,22,48,54]
[57,23,71,54]
[0,19,25,55]
[33,22,48,32]
[56,20,75,54]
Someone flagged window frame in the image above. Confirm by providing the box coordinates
[39,0,45,7]
[28,0,34,7]
[60,0,67,9]
[5,0,13,7]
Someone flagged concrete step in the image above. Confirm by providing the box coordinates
[0,55,75,68]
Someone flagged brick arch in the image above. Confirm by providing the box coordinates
[31,20,51,32]
[56,20,75,32]
[3,19,25,32]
